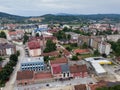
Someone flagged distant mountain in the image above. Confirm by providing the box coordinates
[0,12,28,24]
[41,14,120,23]
[0,12,120,24]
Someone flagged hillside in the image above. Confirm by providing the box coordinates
[0,12,28,24]
[41,14,120,23]
[0,12,120,24]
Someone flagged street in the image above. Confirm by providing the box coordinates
[14,77,95,90]
[3,45,25,90]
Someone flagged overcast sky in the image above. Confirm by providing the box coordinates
[0,0,119,16]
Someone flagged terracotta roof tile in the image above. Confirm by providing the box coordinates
[34,72,52,79]
[28,41,40,49]
[41,51,59,56]
[70,64,87,73]
[17,70,34,80]
[74,84,86,90]
[52,64,62,74]
[50,57,68,65]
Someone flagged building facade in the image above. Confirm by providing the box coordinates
[20,57,44,72]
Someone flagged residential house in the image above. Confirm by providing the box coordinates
[49,57,70,79]
[0,43,16,56]
[70,64,88,78]
[28,40,41,57]
[51,63,70,79]
[20,57,45,72]
[16,70,34,85]
[49,57,68,65]
[7,30,24,40]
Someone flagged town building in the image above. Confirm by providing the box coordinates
[7,30,24,40]
[70,64,88,78]
[20,57,45,72]
[16,70,34,85]
[0,43,16,56]
[27,40,41,57]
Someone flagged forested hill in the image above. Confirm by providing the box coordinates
[0,12,120,24]
[41,14,120,23]
[0,12,28,24]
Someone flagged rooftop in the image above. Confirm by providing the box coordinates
[16,70,34,80]
[50,57,68,65]
[70,64,87,73]
[74,84,86,90]
[0,43,15,49]
[41,51,59,56]
[34,72,52,79]
[28,40,40,49]
[21,57,44,63]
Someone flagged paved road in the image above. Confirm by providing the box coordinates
[3,45,25,90]
[14,77,95,90]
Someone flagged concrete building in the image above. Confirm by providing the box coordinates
[98,42,111,55]
[20,57,45,72]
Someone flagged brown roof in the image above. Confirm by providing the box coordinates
[16,70,34,80]
[89,81,107,90]
[50,57,68,65]
[70,64,87,73]
[41,51,59,56]
[74,84,86,90]
[63,49,71,56]
[34,72,52,79]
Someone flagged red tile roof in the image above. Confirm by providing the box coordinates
[16,70,34,80]
[50,57,68,65]
[8,30,24,36]
[70,64,87,73]
[28,41,40,49]
[52,64,62,74]
[74,84,86,90]
[34,72,52,79]
[41,51,59,56]
[74,49,90,54]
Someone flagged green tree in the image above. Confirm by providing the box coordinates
[94,50,100,56]
[44,40,56,53]
[16,50,20,56]
[23,34,29,44]
[71,55,78,61]
[0,31,6,39]
[82,42,88,49]
[36,33,39,37]
[10,54,18,62]
[66,46,72,51]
